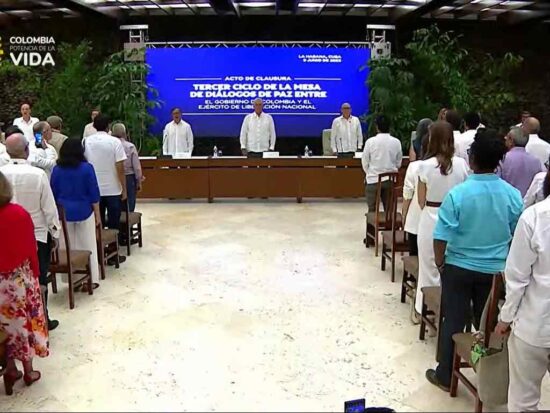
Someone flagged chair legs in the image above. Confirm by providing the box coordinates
[50,272,58,294]
[138,221,143,248]
[419,301,427,340]
[450,348,460,397]
[390,250,396,283]
[381,244,386,271]
[68,271,74,310]
[87,261,93,296]
[126,232,131,257]
[401,269,408,303]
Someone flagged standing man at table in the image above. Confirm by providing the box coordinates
[163,107,194,157]
[240,98,276,158]
[330,102,363,157]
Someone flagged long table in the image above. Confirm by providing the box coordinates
[138,157,365,202]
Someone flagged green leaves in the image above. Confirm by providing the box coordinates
[367,24,522,148]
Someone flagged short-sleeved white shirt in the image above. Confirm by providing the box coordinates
[84,131,127,196]
[418,156,469,203]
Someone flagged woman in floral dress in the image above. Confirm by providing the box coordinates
[0,171,49,395]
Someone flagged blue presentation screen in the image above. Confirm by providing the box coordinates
[146,47,370,138]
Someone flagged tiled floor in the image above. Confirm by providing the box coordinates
[3,200,549,411]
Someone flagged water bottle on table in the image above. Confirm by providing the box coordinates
[213,145,218,158]
[304,145,310,158]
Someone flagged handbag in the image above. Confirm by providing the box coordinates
[472,333,509,406]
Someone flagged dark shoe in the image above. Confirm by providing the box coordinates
[426,369,450,392]
[107,255,126,266]
[23,371,41,386]
[48,319,59,331]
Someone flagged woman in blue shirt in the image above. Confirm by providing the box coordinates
[50,138,101,291]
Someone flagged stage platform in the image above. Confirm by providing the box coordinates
[137,157,366,202]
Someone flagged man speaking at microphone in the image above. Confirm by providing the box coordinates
[240,98,276,158]
[330,102,363,157]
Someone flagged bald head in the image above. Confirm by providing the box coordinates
[524,117,540,135]
[5,133,29,159]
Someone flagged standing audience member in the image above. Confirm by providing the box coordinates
[455,112,481,163]
[523,156,549,207]
[0,133,60,331]
[498,126,544,196]
[83,108,100,139]
[361,115,402,212]
[515,110,531,127]
[83,114,127,264]
[409,118,432,162]
[444,110,462,143]
[163,107,194,157]
[426,130,523,392]
[402,119,432,255]
[330,102,363,157]
[495,170,550,412]
[30,121,57,177]
[0,171,49,394]
[111,123,143,212]
[50,138,101,290]
[524,117,550,165]
[12,103,39,144]
[46,115,68,155]
[415,121,469,315]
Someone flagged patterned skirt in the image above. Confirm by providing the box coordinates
[0,260,49,361]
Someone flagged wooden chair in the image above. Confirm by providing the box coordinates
[119,199,143,256]
[381,186,409,282]
[96,226,120,279]
[450,274,503,413]
[364,172,399,257]
[401,255,418,304]
[48,205,93,310]
[419,286,443,361]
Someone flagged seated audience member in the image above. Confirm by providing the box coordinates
[46,115,68,155]
[83,114,127,264]
[455,112,481,163]
[361,115,403,212]
[50,138,101,290]
[523,156,549,207]
[30,121,57,177]
[496,170,550,412]
[498,126,544,196]
[425,130,523,392]
[415,121,469,316]
[111,123,143,212]
[444,109,462,143]
[402,119,431,256]
[0,132,60,330]
[524,117,550,165]
[0,171,49,394]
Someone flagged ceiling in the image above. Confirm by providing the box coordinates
[0,0,548,25]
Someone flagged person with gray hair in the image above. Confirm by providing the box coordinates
[240,98,276,157]
[162,107,194,157]
[524,116,550,165]
[46,115,68,155]
[497,126,545,196]
[111,123,143,212]
[330,102,363,157]
[29,120,57,177]
[0,132,60,331]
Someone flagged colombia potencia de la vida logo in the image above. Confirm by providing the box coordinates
[3,36,56,66]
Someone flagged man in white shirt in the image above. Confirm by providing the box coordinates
[445,110,462,145]
[455,112,480,163]
[0,141,8,167]
[29,121,57,178]
[83,108,100,139]
[240,98,276,157]
[330,102,363,157]
[524,117,550,165]
[162,107,194,156]
[1,132,60,330]
[361,115,403,212]
[12,103,39,144]
[84,114,128,237]
[495,178,550,412]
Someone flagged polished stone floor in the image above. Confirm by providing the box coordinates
[4,200,550,411]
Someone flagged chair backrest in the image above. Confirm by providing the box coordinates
[51,205,73,273]
[391,186,404,235]
[482,274,504,347]
[375,172,399,223]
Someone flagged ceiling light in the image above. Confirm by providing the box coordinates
[298,3,325,7]
[239,2,276,6]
